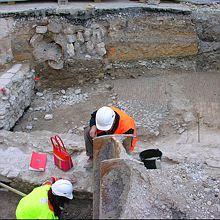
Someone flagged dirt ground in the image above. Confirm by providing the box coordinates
[0,191,20,219]
[5,69,219,219]
[13,70,220,137]
[0,190,92,219]
[0,0,219,218]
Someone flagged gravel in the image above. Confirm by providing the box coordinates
[115,100,169,135]
[32,88,89,112]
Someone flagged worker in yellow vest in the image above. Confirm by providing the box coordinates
[16,177,73,219]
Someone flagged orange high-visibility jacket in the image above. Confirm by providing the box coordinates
[111,106,138,151]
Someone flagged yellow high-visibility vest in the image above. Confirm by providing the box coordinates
[16,185,58,219]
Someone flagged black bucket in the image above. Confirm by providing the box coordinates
[139,149,162,169]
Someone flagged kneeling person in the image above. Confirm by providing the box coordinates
[84,106,137,166]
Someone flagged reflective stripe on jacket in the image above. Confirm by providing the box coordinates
[16,185,58,219]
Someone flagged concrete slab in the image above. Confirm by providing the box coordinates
[0,130,93,194]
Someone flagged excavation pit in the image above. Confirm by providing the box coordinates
[0,1,220,219]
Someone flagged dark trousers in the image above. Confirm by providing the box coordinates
[84,126,93,157]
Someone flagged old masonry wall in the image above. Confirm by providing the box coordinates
[0,6,219,89]
[0,63,35,130]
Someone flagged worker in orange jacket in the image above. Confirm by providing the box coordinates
[84,106,137,167]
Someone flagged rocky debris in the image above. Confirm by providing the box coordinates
[104,84,113,90]
[36,92,44,97]
[115,100,169,136]
[44,114,53,120]
[48,21,62,34]
[66,43,75,57]
[147,0,160,5]
[28,20,108,69]
[74,89,82,95]
[100,158,220,219]
[86,3,96,10]
[0,130,92,193]
[96,42,106,56]
[178,127,186,134]
[77,31,85,44]
[85,54,92,59]
[33,42,63,67]
[35,26,47,34]
[1,4,219,76]
[30,88,89,112]
[0,63,35,130]
[34,106,46,112]
[26,124,33,130]
[93,135,220,219]
[29,34,44,48]
[48,60,64,70]
[66,34,76,43]
[104,64,113,71]
[84,29,92,42]
[60,89,65,95]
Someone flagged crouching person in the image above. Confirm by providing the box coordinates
[84,106,138,168]
[16,177,73,219]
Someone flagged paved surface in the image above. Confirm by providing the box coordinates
[0,0,219,15]
[1,0,219,14]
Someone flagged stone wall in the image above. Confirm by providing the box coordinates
[0,63,35,130]
[30,20,107,69]
[0,17,14,66]
[192,10,220,70]
[0,7,219,88]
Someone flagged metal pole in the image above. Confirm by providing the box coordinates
[0,182,27,197]
[197,112,201,143]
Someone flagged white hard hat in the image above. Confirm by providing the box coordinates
[51,179,73,199]
[96,106,116,131]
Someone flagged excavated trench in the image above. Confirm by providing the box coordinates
[0,1,220,219]
[1,70,220,219]
[0,189,92,219]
